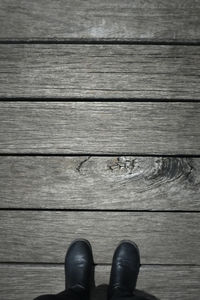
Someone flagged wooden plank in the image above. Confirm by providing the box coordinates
[0,211,199,264]
[0,1,200,43]
[0,102,200,155]
[0,264,199,300]
[0,45,200,99]
[0,156,199,211]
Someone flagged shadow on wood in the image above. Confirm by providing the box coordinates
[91,284,159,300]
[135,289,160,300]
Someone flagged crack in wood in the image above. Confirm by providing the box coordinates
[76,156,91,173]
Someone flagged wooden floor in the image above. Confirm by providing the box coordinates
[0,1,200,300]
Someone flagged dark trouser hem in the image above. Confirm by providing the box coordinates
[34,288,148,300]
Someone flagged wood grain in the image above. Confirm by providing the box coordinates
[0,0,200,43]
[0,45,200,99]
[0,211,199,264]
[0,264,199,300]
[0,156,199,210]
[0,102,200,154]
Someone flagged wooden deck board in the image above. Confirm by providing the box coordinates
[0,102,200,155]
[0,0,200,43]
[0,1,199,298]
[0,264,199,300]
[0,156,199,211]
[0,45,200,99]
[0,211,199,264]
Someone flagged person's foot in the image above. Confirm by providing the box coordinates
[65,239,94,297]
[107,240,141,299]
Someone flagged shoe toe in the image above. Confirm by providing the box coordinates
[65,239,94,264]
[114,241,140,267]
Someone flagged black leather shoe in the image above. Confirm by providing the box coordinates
[107,240,141,299]
[65,239,94,297]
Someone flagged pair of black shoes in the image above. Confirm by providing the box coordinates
[65,239,141,300]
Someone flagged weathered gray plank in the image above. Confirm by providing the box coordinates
[0,102,200,154]
[0,211,199,264]
[0,156,199,210]
[0,0,200,43]
[0,45,200,99]
[0,264,199,300]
